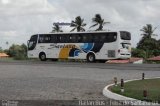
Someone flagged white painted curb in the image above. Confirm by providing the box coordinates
[103,77,160,105]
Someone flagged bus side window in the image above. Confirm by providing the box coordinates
[93,33,105,43]
[58,35,62,43]
[100,34,106,42]
[38,35,44,43]
[82,34,87,43]
[77,34,82,43]
[56,35,61,43]
[82,34,93,43]
[65,35,70,43]
[105,34,112,43]
[105,33,117,43]
[88,34,93,43]
[38,34,51,43]
[93,34,99,43]
[113,35,117,40]
[70,34,78,43]
[59,35,69,43]
[44,35,51,43]
[51,35,58,43]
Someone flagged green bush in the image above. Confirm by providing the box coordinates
[6,44,28,60]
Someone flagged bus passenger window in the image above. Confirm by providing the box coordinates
[93,35,99,42]
[82,35,87,42]
[38,35,44,43]
[114,35,117,40]
[51,35,57,43]
[77,35,82,43]
[70,35,78,43]
[87,34,93,43]
[58,36,62,42]
[44,35,51,43]
[105,33,117,43]
[59,35,69,43]
[100,35,106,42]
[82,34,93,43]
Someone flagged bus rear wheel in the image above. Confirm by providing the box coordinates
[87,53,95,62]
[39,53,47,61]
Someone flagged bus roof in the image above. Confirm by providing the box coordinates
[33,31,130,35]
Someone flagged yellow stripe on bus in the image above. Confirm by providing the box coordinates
[58,44,78,59]
[59,48,72,59]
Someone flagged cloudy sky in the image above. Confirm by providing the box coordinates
[0,0,160,49]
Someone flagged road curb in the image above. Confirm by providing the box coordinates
[103,77,160,105]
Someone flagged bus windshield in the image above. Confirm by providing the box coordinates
[120,31,131,40]
[28,35,37,50]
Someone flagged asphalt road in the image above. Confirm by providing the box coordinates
[0,61,160,105]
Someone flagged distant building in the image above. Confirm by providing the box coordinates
[0,53,9,58]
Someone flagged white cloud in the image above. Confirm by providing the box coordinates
[1,0,10,4]
[0,0,56,17]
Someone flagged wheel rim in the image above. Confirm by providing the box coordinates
[41,54,46,60]
[89,55,94,62]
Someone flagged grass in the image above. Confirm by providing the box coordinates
[111,78,160,103]
[0,57,39,62]
[0,57,14,62]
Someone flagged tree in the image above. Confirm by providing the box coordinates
[137,24,159,58]
[51,23,63,33]
[90,14,110,31]
[137,24,158,50]
[131,48,146,58]
[21,43,27,57]
[70,16,86,32]
[140,24,157,39]
[8,44,28,60]
[137,38,159,58]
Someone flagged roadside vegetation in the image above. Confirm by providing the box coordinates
[111,78,160,103]
[131,24,160,63]
[1,44,28,60]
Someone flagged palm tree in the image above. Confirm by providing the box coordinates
[70,16,86,32]
[137,24,158,58]
[51,23,63,33]
[90,14,110,31]
[140,24,157,39]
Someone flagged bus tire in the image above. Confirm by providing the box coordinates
[87,53,95,62]
[39,52,47,61]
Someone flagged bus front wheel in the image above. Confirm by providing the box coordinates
[39,53,47,61]
[87,53,95,62]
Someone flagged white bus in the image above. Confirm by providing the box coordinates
[27,31,131,62]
